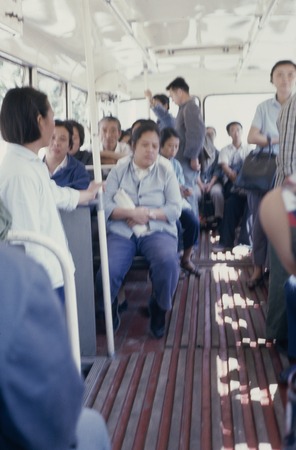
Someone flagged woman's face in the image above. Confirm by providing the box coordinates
[160,136,180,160]
[48,125,70,162]
[272,64,296,95]
[133,131,160,169]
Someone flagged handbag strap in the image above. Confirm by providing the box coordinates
[256,136,275,157]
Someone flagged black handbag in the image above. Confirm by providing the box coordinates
[234,145,276,193]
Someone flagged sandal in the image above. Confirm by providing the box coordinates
[246,276,264,289]
[180,261,202,277]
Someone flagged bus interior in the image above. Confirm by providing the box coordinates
[1,1,296,449]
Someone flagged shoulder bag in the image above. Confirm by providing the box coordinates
[234,144,276,193]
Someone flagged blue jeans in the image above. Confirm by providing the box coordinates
[285,276,296,359]
[96,232,179,311]
[74,409,110,450]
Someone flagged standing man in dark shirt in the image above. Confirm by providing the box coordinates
[166,77,205,216]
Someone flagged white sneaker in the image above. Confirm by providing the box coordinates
[232,244,252,257]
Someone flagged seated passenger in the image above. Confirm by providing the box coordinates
[131,119,172,171]
[44,119,90,190]
[68,119,93,166]
[98,116,132,169]
[212,121,251,253]
[160,127,200,276]
[95,122,182,338]
[0,87,99,303]
[144,89,175,130]
[119,128,132,145]
[196,127,224,228]
[0,244,110,450]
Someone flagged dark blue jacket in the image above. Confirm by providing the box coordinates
[51,155,90,189]
[0,245,84,449]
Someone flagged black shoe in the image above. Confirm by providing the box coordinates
[149,297,166,339]
[112,297,121,333]
[275,338,288,356]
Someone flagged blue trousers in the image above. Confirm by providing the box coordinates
[179,208,199,250]
[219,192,249,247]
[96,232,179,311]
[285,276,296,359]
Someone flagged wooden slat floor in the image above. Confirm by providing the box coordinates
[84,230,290,450]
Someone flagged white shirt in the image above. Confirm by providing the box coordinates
[0,143,80,288]
[99,141,132,156]
[218,143,250,167]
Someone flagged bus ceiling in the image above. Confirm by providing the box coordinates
[0,0,296,97]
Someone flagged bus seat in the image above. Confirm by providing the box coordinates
[60,206,96,357]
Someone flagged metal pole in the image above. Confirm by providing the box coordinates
[6,230,81,372]
[79,0,115,356]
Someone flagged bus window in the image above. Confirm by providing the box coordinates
[97,92,117,121]
[71,85,90,149]
[204,93,273,150]
[37,71,67,120]
[0,57,29,107]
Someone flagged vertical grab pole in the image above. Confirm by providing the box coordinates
[143,63,150,118]
[79,0,115,357]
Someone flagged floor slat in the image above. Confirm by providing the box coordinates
[85,230,290,449]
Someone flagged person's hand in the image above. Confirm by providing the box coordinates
[78,181,102,205]
[144,89,153,103]
[183,187,193,198]
[204,183,212,193]
[190,159,200,171]
[127,206,150,226]
[198,182,205,193]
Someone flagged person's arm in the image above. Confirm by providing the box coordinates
[111,206,151,224]
[100,149,128,162]
[220,162,237,182]
[260,186,296,275]
[144,88,153,104]
[247,126,278,147]
[78,180,101,205]
[205,174,218,191]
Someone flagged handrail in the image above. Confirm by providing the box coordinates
[6,230,81,372]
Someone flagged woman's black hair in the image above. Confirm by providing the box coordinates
[153,94,170,109]
[270,60,296,82]
[226,121,242,134]
[0,86,50,145]
[68,119,85,146]
[131,121,160,148]
[160,127,180,148]
[131,118,156,134]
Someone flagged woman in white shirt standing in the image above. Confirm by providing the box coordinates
[0,86,98,303]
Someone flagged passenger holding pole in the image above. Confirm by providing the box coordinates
[166,77,205,217]
[0,87,100,303]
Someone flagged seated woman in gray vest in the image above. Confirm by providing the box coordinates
[95,122,182,339]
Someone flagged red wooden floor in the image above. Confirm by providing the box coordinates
[84,230,289,450]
